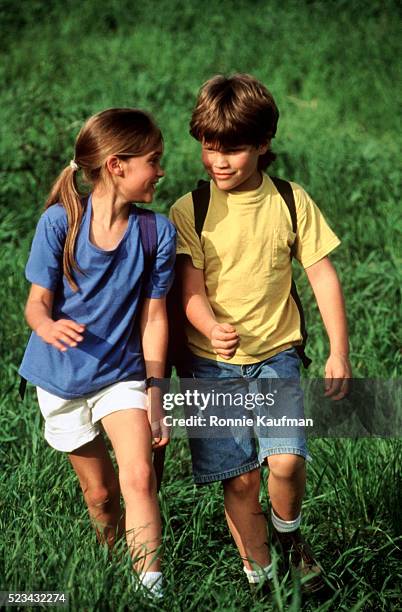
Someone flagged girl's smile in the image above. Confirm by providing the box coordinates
[119,146,164,203]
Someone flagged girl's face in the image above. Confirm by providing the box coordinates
[201,142,268,192]
[118,144,164,203]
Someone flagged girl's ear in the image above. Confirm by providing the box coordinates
[105,155,124,176]
[257,141,270,156]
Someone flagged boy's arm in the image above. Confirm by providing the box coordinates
[304,256,352,400]
[140,296,169,448]
[181,256,239,359]
[25,284,85,352]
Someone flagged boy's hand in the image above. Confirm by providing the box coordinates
[324,354,352,400]
[36,319,85,352]
[209,323,239,359]
[147,386,170,449]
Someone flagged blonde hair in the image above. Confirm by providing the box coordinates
[190,73,279,169]
[45,108,162,291]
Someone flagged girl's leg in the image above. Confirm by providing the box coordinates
[68,435,122,548]
[101,409,161,572]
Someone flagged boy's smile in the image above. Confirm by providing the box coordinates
[201,142,268,192]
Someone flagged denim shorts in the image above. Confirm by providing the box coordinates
[181,348,310,484]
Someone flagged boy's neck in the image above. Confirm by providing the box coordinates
[232,170,263,192]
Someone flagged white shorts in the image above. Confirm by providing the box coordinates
[36,380,148,452]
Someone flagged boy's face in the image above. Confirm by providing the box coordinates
[201,141,268,192]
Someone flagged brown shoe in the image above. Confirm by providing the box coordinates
[272,528,325,593]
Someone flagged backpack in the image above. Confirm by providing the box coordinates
[166,176,312,374]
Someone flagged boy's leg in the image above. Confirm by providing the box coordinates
[183,354,271,578]
[267,454,323,592]
[267,453,305,520]
[223,469,271,569]
[101,409,161,573]
[251,348,308,520]
[264,454,324,592]
[254,348,324,591]
[68,435,122,548]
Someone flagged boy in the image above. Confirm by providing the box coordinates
[169,74,351,592]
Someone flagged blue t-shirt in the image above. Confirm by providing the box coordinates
[19,196,176,399]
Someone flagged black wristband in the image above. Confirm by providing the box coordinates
[146,377,164,390]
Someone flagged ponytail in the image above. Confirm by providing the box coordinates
[45,164,84,292]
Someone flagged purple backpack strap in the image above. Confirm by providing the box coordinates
[135,206,157,283]
[135,206,166,492]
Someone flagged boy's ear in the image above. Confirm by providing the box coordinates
[106,155,124,176]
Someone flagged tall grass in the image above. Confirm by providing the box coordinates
[1,1,401,610]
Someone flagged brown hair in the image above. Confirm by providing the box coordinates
[190,73,279,169]
[45,108,162,291]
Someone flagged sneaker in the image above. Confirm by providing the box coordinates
[271,528,325,593]
[132,573,163,600]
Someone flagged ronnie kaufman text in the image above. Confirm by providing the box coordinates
[163,415,314,428]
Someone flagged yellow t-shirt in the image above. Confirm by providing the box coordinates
[169,174,340,364]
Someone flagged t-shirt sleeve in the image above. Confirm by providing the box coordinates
[293,186,341,268]
[145,216,177,299]
[169,201,205,269]
[25,212,65,291]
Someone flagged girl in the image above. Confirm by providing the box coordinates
[19,108,176,599]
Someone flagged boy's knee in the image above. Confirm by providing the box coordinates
[223,469,260,499]
[119,462,155,499]
[267,454,305,480]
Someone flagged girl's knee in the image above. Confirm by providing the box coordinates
[224,469,260,498]
[119,462,155,499]
[268,454,305,480]
[83,481,120,512]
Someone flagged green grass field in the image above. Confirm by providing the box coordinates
[1,1,401,610]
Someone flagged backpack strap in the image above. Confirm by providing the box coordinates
[269,176,312,368]
[192,180,211,239]
[270,176,297,251]
[19,377,27,400]
[135,206,158,281]
[129,206,167,491]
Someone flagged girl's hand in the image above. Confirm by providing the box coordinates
[324,354,352,400]
[210,323,239,359]
[36,319,85,352]
[147,386,170,448]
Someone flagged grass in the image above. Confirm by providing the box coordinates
[1,0,401,610]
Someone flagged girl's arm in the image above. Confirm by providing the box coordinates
[25,284,85,352]
[181,256,239,359]
[305,256,352,399]
[140,296,168,378]
[140,296,169,448]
